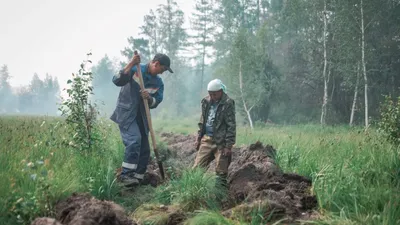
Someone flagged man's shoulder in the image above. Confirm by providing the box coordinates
[201,95,210,103]
[223,94,235,105]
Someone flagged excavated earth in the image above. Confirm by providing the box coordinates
[31,192,135,225]
[31,132,318,225]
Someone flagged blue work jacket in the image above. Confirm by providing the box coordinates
[110,63,164,134]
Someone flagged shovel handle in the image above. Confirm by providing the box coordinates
[133,51,161,163]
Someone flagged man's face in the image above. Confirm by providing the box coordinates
[149,61,167,75]
[208,90,223,102]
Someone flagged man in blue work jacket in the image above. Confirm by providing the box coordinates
[110,53,173,187]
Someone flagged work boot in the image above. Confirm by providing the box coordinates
[119,175,140,188]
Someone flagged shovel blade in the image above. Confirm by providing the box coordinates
[157,161,165,180]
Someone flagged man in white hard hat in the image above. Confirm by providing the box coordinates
[192,79,236,189]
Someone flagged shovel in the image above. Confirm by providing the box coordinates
[134,50,165,180]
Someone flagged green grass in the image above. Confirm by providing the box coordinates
[1,115,399,225]
[184,211,241,225]
[155,167,226,211]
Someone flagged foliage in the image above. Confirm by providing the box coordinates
[184,211,240,225]
[59,52,100,152]
[0,116,124,224]
[190,0,215,96]
[4,160,57,224]
[120,37,151,64]
[378,95,400,145]
[155,167,226,211]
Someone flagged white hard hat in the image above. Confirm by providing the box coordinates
[207,79,226,92]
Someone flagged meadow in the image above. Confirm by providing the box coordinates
[0,115,399,225]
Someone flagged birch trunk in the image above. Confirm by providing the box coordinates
[361,0,369,129]
[320,0,329,125]
[350,62,360,126]
[200,0,207,96]
[239,60,254,130]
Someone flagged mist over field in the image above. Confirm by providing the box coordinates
[1,0,400,225]
[1,0,399,127]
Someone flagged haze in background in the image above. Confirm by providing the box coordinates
[0,0,194,89]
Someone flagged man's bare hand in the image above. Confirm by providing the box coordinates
[123,54,141,74]
[140,90,150,100]
[221,148,232,157]
[130,54,141,66]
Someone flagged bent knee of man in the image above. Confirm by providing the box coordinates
[124,133,142,145]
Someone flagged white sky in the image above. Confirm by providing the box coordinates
[0,0,195,90]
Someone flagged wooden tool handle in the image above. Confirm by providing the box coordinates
[134,51,160,160]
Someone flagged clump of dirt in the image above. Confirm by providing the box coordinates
[31,217,63,225]
[31,193,135,225]
[159,132,198,165]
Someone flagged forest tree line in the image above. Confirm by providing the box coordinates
[1,0,399,128]
[0,64,60,115]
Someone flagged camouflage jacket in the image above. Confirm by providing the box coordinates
[197,92,236,149]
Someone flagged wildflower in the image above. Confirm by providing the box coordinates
[30,174,37,180]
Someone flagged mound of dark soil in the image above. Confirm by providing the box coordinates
[226,141,317,220]
[31,193,135,225]
[159,132,197,163]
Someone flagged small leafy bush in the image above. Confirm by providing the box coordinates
[378,95,400,145]
[59,52,101,152]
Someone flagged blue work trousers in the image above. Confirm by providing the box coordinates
[119,112,150,180]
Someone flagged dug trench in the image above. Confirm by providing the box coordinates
[31,132,318,225]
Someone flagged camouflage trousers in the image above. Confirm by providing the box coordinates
[192,135,231,176]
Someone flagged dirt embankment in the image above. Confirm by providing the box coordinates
[31,132,317,224]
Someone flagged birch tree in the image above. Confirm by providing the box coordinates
[350,62,360,126]
[360,0,369,129]
[320,0,329,125]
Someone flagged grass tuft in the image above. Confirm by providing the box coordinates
[155,167,227,212]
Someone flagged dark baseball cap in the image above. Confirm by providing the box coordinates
[153,53,173,73]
